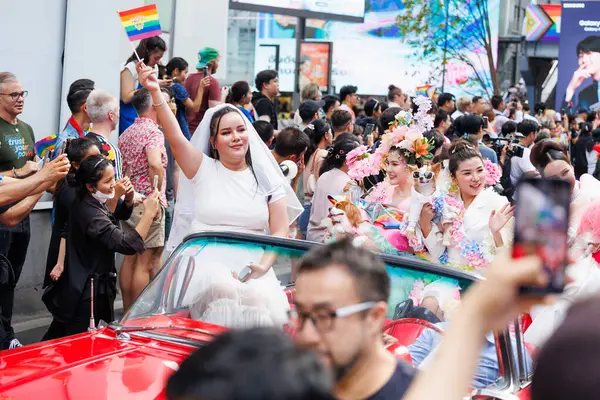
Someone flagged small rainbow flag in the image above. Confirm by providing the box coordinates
[415,84,432,97]
[35,134,58,159]
[118,4,162,42]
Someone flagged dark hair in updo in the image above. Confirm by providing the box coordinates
[530,139,570,173]
[319,139,359,176]
[74,154,113,197]
[448,139,483,177]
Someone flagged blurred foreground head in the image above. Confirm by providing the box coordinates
[166,327,333,400]
[532,296,600,399]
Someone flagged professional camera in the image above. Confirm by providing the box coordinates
[506,143,525,158]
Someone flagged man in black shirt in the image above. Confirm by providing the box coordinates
[294,239,415,400]
[252,70,279,132]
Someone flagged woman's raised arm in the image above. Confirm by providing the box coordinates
[137,62,203,179]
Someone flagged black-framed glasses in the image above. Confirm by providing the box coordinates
[0,91,28,100]
[288,301,376,333]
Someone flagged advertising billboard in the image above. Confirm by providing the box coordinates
[299,41,332,92]
[254,0,499,97]
[230,0,365,22]
[556,1,600,112]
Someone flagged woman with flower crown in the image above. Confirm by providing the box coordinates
[419,140,514,272]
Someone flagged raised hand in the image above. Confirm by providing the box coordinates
[489,202,514,236]
[136,61,160,92]
[40,154,70,182]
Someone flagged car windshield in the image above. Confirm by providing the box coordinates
[118,233,526,391]
[121,233,475,327]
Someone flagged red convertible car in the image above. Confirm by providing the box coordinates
[0,232,534,399]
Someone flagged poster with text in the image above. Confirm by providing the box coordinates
[556,1,600,112]
[299,42,331,92]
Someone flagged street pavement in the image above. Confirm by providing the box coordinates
[14,301,124,346]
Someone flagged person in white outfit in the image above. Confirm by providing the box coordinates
[419,140,514,272]
[136,62,303,328]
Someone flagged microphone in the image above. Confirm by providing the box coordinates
[279,160,298,183]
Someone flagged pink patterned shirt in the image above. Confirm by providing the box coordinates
[119,117,168,207]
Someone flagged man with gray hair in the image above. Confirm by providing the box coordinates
[0,71,39,349]
[85,89,123,179]
[451,96,473,120]
[118,88,168,310]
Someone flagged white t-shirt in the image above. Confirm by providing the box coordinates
[307,168,351,243]
[191,157,286,234]
[122,61,139,89]
[510,146,536,185]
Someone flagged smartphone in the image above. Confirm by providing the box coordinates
[203,66,209,77]
[483,116,489,129]
[363,123,375,143]
[513,178,571,294]
[238,266,252,282]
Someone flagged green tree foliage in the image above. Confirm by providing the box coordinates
[396,0,499,98]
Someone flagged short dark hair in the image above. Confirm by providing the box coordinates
[331,109,353,133]
[274,127,310,158]
[166,327,333,400]
[501,121,518,136]
[297,238,390,303]
[461,114,485,135]
[577,36,600,56]
[130,88,153,115]
[434,110,450,128]
[437,92,455,107]
[472,96,483,104]
[523,103,531,112]
[322,95,340,114]
[378,107,402,136]
[491,95,504,110]
[518,119,540,137]
[253,120,274,145]
[67,79,95,114]
[339,85,358,102]
[255,70,278,92]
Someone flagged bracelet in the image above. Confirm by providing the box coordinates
[12,168,19,178]
[152,99,166,108]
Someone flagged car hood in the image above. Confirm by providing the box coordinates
[0,328,198,399]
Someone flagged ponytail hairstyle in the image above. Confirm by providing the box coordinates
[530,139,570,174]
[74,154,113,198]
[165,57,189,78]
[448,139,483,177]
[126,37,167,65]
[319,138,359,176]
[56,138,101,197]
[226,81,251,104]
[303,119,331,164]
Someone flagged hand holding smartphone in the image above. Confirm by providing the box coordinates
[513,178,571,294]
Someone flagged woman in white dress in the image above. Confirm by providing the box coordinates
[420,140,514,272]
[136,63,302,328]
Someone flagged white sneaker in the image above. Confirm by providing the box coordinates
[8,338,22,349]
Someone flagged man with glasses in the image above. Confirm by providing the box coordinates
[0,71,37,349]
[293,239,415,400]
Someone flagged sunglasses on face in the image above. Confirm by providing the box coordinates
[413,171,434,180]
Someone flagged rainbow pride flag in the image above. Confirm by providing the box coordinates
[118,4,161,42]
[35,134,58,159]
[415,84,432,97]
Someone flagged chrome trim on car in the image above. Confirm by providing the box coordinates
[469,388,520,399]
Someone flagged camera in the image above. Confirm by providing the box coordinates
[507,143,525,158]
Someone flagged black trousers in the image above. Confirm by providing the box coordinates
[0,217,31,349]
[42,294,113,341]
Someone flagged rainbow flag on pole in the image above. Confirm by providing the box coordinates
[415,84,433,97]
[118,4,162,41]
[34,134,58,159]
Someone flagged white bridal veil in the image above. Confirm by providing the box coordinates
[166,104,303,251]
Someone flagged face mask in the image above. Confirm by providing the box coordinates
[91,189,115,204]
